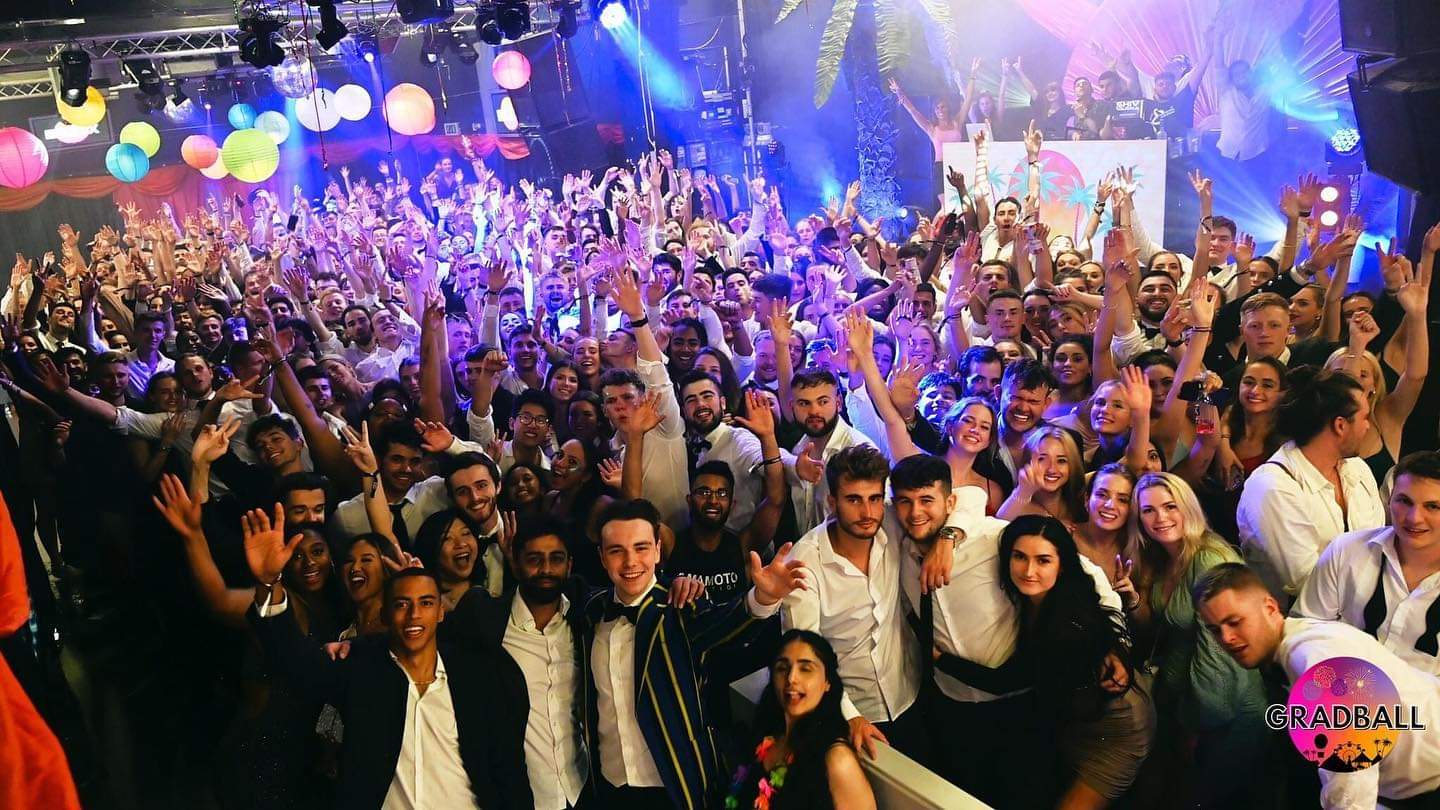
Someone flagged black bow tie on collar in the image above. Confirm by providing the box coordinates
[602,601,642,625]
[687,435,713,458]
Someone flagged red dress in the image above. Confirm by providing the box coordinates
[0,495,81,809]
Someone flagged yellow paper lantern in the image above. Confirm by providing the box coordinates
[119,121,161,157]
[58,87,106,127]
[221,128,280,183]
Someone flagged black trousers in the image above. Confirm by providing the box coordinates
[599,780,673,810]
[874,699,935,770]
[927,689,1054,810]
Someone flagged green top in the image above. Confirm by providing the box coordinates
[1150,539,1267,731]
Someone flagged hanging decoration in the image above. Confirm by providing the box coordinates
[383,83,436,136]
[228,103,258,130]
[270,54,316,99]
[105,142,150,183]
[221,128,280,183]
[334,84,372,121]
[52,123,94,145]
[181,134,220,170]
[254,111,292,144]
[199,158,230,180]
[57,87,106,127]
[491,51,532,91]
[295,88,341,132]
[119,121,161,157]
[0,127,50,189]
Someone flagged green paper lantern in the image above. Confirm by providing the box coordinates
[119,121,161,157]
[221,128,280,184]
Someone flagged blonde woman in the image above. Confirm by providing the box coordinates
[998,426,1087,532]
[1127,473,1266,807]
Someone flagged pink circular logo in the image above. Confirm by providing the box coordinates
[1279,656,1404,772]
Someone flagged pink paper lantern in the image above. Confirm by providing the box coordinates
[182,134,220,170]
[382,83,436,136]
[491,51,532,91]
[0,126,49,189]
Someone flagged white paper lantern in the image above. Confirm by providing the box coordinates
[334,84,372,121]
[294,88,341,132]
[254,110,292,144]
[52,122,94,144]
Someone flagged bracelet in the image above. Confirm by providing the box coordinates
[761,456,782,466]
[359,471,378,478]
[629,316,649,329]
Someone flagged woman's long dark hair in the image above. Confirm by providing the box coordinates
[1226,356,1288,456]
[412,509,481,585]
[997,515,1133,721]
[749,630,850,810]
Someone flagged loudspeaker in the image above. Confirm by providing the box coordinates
[1348,55,1440,191]
[395,0,454,25]
[1340,0,1440,57]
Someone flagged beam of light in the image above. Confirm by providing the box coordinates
[599,1,628,30]
[602,19,689,110]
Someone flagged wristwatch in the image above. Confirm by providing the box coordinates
[937,526,964,545]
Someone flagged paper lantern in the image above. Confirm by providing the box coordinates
[119,121,161,157]
[491,51,532,91]
[199,158,230,180]
[383,83,435,136]
[295,88,340,132]
[270,55,315,100]
[52,122,94,145]
[57,87,106,127]
[254,111,291,144]
[228,102,257,130]
[496,96,519,131]
[221,128,280,183]
[0,127,49,189]
[105,142,150,183]
[181,134,220,169]
[334,84,371,121]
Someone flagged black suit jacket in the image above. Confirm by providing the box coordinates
[248,603,534,809]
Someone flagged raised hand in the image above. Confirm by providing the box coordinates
[1233,232,1256,268]
[1187,169,1213,207]
[628,391,665,437]
[767,299,794,346]
[1120,364,1152,416]
[1022,120,1043,160]
[340,422,378,475]
[193,418,242,465]
[153,472,204,539]
[890,360,927,415]
[216,375,265,403]
[731,389,777,438]
[1296,172,1323,213]
[414,419,456,453]
[1394,251,1430,315]
[843,306,874,357]
[610,264,646,320]
[242,503,305,586]
[597,457,623,489]
[1349,310,1381,348]
[749,541,808,606]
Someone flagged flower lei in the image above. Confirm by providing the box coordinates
[724,736,794,810]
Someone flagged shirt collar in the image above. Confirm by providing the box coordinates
[388,650,448,684]
[511,591,571,631]
[702,422,728,443]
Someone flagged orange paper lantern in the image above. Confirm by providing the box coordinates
[181,135,220,170]
[382,83,435,136]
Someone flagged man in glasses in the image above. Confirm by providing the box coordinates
[469,389,553,475]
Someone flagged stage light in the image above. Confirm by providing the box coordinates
[476,10,504,46]
[420,27,443,66]
[57,48,91,107]
[238,9,286,69]
[497,0,531,40]
[553,1,579,38]
[171,80,188,107]
[353,24,380,62]
[1319,210,1340,228]
[396,0,455,26]
[1320,185,1341,203]
[1330,127,1361,156]
[594,0,629,31]
[315,1,349,51]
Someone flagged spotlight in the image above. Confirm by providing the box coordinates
[496,0,531,40]
[1320,185,1341,203]
[396,0,455,25]
[593,0,629,30]
[1329,126,1362,156]
[420,26,443,65]
[553,1,579,39]
[238,9,286,69]
[57,47,91,107]
[315,1,349,51]
[1319,210,1340,227]
[476,10,504,46]
[354,24,380,62]
[124,59,164,97]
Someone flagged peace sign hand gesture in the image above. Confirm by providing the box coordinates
[1113,554,1138,611]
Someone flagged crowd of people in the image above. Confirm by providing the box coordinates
[2,116,1440,810]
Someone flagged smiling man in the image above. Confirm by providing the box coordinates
[785,368,877,535]
[996,360,1056,477]
[329,422,479,545]
[677,371,766,533]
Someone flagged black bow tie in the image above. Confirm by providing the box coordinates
[687,435,713,458]
[602,602,641,625]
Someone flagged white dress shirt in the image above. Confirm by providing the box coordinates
[1216,86,1271,161]
[693,421,766,533]
[124,349,175,400]
[778,521,920,722]
[502,593,587,810]
[784,418,878,536]
[355,339,420,384]
[330,477,451,542]
[592,578,665,789]
[1292,527,1440,676]
[465,406,551,475]
[609,357,689,529]
[1275,618,1440,808]
[1238,441,1385,600]
[897,514,1122,703]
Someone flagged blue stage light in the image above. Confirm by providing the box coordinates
[1330,127,1361,156]
[595,0,629,30]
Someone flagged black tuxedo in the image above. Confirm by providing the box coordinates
[248,603,534,809]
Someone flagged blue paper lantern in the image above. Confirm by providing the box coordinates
[105,142,150,183]
[228,102,257,130]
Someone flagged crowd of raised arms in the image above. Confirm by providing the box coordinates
[4,111,1440,810]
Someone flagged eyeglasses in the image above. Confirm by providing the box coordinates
[515,413,551,427]
[691,487,731,501]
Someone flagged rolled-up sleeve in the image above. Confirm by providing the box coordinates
[636,357,683,439]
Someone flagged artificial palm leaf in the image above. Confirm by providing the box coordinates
[813,0,859,107]
[775,0,809,23]
[911,0,962,68]
[874,0,908,77]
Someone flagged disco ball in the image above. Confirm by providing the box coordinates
[163,98,198,124]
[270,55,316,100]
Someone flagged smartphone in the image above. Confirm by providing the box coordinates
[286,214,299,232]
[225,316,249,343]
[234,193,246,209]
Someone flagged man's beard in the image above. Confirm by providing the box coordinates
[1140,303,1169,323]
[801,412,840,439]
[688,409,722,436]
[690,504,730,531]
[518,575,566,605]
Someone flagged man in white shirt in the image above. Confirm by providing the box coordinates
[889,454,1122,804]
[677,370,766,533]
[1215,59,1272,162]
[1239,371,1385,601]
[329,421,484,544]
[602,269,690,529]
[784,368,877,535]
[774,445,929,761]
[467,388,554,475]
[1197,563,1440,809]
[1293,451,1440,675]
